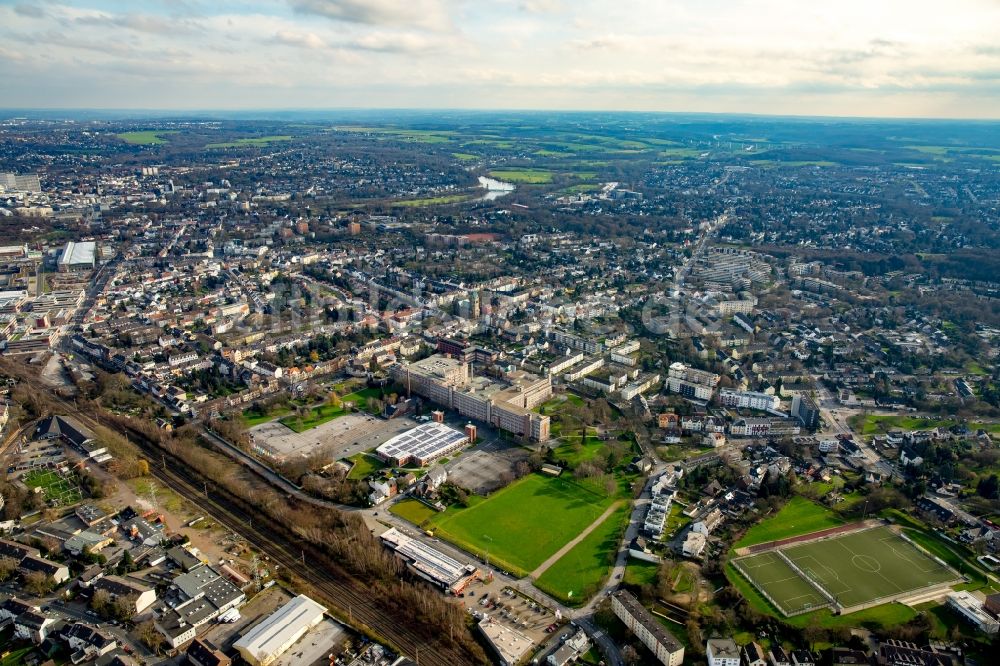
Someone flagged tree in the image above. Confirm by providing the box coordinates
[91,588,112,614]
[24,571,54,596]
[114,594,138,622]
[137,620,166,654]
[977,474,999,500]
[622,645,640,665]
[0,556,18,582]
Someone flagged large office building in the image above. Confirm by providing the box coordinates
[611,590,685,666]
[375,422,469,467]
[58,241,97,272]
[391,354,551,441]
[666,362,720,402]
[233,595,327,666]
[0,172,41,193]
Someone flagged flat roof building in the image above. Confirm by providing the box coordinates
[380,527,478,594]
[233,594,327,666]
[611,590,685,666]
[376,422,469,467]
[478,617,533,666]
[58,241,97,272]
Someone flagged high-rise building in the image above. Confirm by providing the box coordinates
[791,394,820,430]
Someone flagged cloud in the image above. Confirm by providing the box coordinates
[288,0,453,31]
[73,12,201,35]
[272,30,328,50]
[14,4,46,18]
[518,0,564,13]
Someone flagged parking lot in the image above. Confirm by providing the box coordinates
[250,413,420,462]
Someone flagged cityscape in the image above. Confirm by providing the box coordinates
[0,3,999,666]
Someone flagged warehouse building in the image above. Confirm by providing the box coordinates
[376,422,469,467]
[58,241,97,272]
[380,527,479,594]
[233,594,327,666]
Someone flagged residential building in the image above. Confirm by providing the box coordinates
[611,590,684,666]
[791,394,820,430]
[706,638,741,666]
[947,591,999,634]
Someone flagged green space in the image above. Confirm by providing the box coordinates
[552,430,607,467]
[22,469,83,505]
[117,130,178,145]
[452,152,479,161]
[734,497,843,549]
[850,413,955,434]
[425,473,616,577]
[488,168,553,184]
[205,135,293,149]
[0,647,33,666]
[623,560,659,587]
[390,498,439,526]
[279,403,349,432]
[335,127,454,143]
[534,504,628,605]
[242,404,292,427]
[346,453,386,480]
[394,194,472,207]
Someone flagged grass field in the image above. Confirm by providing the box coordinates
[390,498,439,526]
[534,504,628,605]
[623,560,659,587]
[278,389,383,431]
[850,414,1000,435]
[734,497,843,548]
[735,527,959,615]
[22,469,83,505]
[205,135,292,149]
[118,130,178,145]
[346,453,386,480]
[488,168,553,184]
[394,194,472,207]
[426,473,615,577]
[242,404,292,426]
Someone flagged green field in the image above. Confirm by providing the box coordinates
[390,498,439,525]
[426,473,615,577]
[205,135,293,149]
[534,504,628,604]
[851,414,955,435]
[278,389,383,431]
[623,560,659,587]
[452,152,479,161]
[346,453,386,480]
[733,551,828,615]
[735,527,960,615]
[394,194,472,207]
[734,497,843,549]
[488,168,553,184]
[118,130,178,145]
[23,469,83,505]
[242,404,292,426]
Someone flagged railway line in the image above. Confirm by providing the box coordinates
[6,365,484,666]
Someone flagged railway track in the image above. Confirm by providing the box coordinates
[7,366,483,666]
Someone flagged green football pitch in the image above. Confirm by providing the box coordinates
[734,526,959,615]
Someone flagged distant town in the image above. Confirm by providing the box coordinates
[0,111,997,666]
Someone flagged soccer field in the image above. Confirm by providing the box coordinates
[734,526,960,615]
[733,551,828,615]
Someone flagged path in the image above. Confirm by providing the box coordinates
[529,500,623,579]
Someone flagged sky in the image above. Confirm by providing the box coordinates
[2,0,1000,119]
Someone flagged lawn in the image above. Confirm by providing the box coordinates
[242,404,292,427]
[534,504,628,605]
[279,403,348,432]
[394,194,472,207]
[346,453,386,480]
[488,168,553,184]
[426,473,616,577]
[734,497,843,549]
[205,135,293,149]
[22,469,83,505]
[623,560,659,587]
[850,414,958,435]
[390,498,439,526]
[452,152,479,161]
[117,130,178,145]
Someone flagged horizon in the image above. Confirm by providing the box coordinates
[2,1,999,120]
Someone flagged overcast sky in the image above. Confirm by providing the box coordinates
[2,0,999,118]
